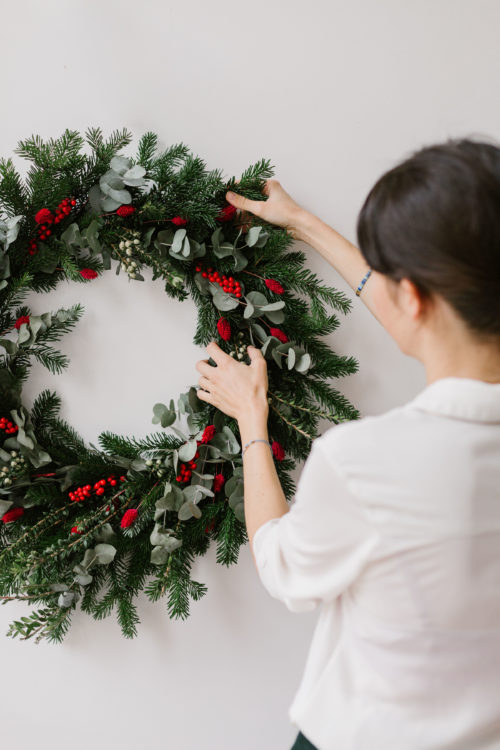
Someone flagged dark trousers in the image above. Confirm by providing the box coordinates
[290,730,318,749]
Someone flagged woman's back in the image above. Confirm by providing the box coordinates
[254,377,500,748]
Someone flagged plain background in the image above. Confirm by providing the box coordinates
[1,1,499,748]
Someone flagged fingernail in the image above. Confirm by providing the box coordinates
[226,191,235,199]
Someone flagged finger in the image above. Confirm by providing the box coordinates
[206,341,232,366]
[196,388,214,405]
[198,375,212,391]
[225,190,262,217]
[195,359,216,378]
[247,345,266,365]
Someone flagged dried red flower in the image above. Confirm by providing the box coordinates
[269,327,288,343]
[271,441,285,461]
[79,268,98,280]
[116,205,136,217]
[2,507,24,523]
[213,473,225,493]
[217,205,237,222]
[14,315,30,330]
[171,216,187,226]
[201,424,216,444]
[217,317,231,341]
[120,509,138,529]
[265,278,285,294]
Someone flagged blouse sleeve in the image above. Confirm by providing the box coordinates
[251,435,380,613]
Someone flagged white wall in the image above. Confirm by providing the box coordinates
[1,1,499,748]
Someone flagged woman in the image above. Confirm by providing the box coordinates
[194,138,500,750]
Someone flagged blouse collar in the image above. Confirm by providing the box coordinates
[408,376,500,423]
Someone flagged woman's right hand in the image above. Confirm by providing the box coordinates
[225,179,306,240]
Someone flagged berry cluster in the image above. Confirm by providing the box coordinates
[175,450,199,483]
[28,198,76,255]
[196,266,242,298]
[0,450,26,488]
[174,425,217,484]
[145,457,167,478]
[68,474,126,502]
[119,230,142,279]
[228,330,249,361]
[53,197,77,225]
[0,417,18,436]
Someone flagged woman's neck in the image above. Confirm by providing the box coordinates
[422,337,500,386]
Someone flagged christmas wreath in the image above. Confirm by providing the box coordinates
[0,128,360,643]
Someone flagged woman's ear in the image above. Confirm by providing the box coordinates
[399,277,428,321]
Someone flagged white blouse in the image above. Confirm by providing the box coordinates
[252,377,500,750]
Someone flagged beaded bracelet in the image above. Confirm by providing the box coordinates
[242,438,273,458]
[355,268,372,297]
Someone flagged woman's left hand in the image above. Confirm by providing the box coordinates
[195,341,269,423]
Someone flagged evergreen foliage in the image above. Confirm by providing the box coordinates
[0,128,359,643]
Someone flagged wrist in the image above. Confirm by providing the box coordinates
[293,208,320,244]
[237,405,269,443]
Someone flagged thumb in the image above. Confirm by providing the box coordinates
[225,190,262,216]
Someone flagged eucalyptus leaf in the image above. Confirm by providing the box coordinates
[263,307,285,324]
[150,546,169,565]
[178,438,197,462]
[251,323,268,341]
[94,522,115,543]
[58,591,76,608]
[94,543,117,565]
[245,226,263,247]
[171,228,187,254]
[295,352,312,373]
[246,291,269,307]
[0,499,13,516]
[178,500,202,521]
[212,292,239,311]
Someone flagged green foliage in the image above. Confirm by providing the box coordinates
[0,127,360,643]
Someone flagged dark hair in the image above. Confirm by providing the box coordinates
[356,137,500,340]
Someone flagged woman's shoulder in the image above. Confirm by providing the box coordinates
[313,400,426,482]
[317,401,413,452]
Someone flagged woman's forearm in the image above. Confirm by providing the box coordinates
[294,209,378,318]
[237,410,290,568]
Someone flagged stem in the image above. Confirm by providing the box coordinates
[242,269,264,281]
[160,518,183,596]
[268,390,341,424]
[0,591,54,601]
[269,402,316,441]
[0,505,68,563]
